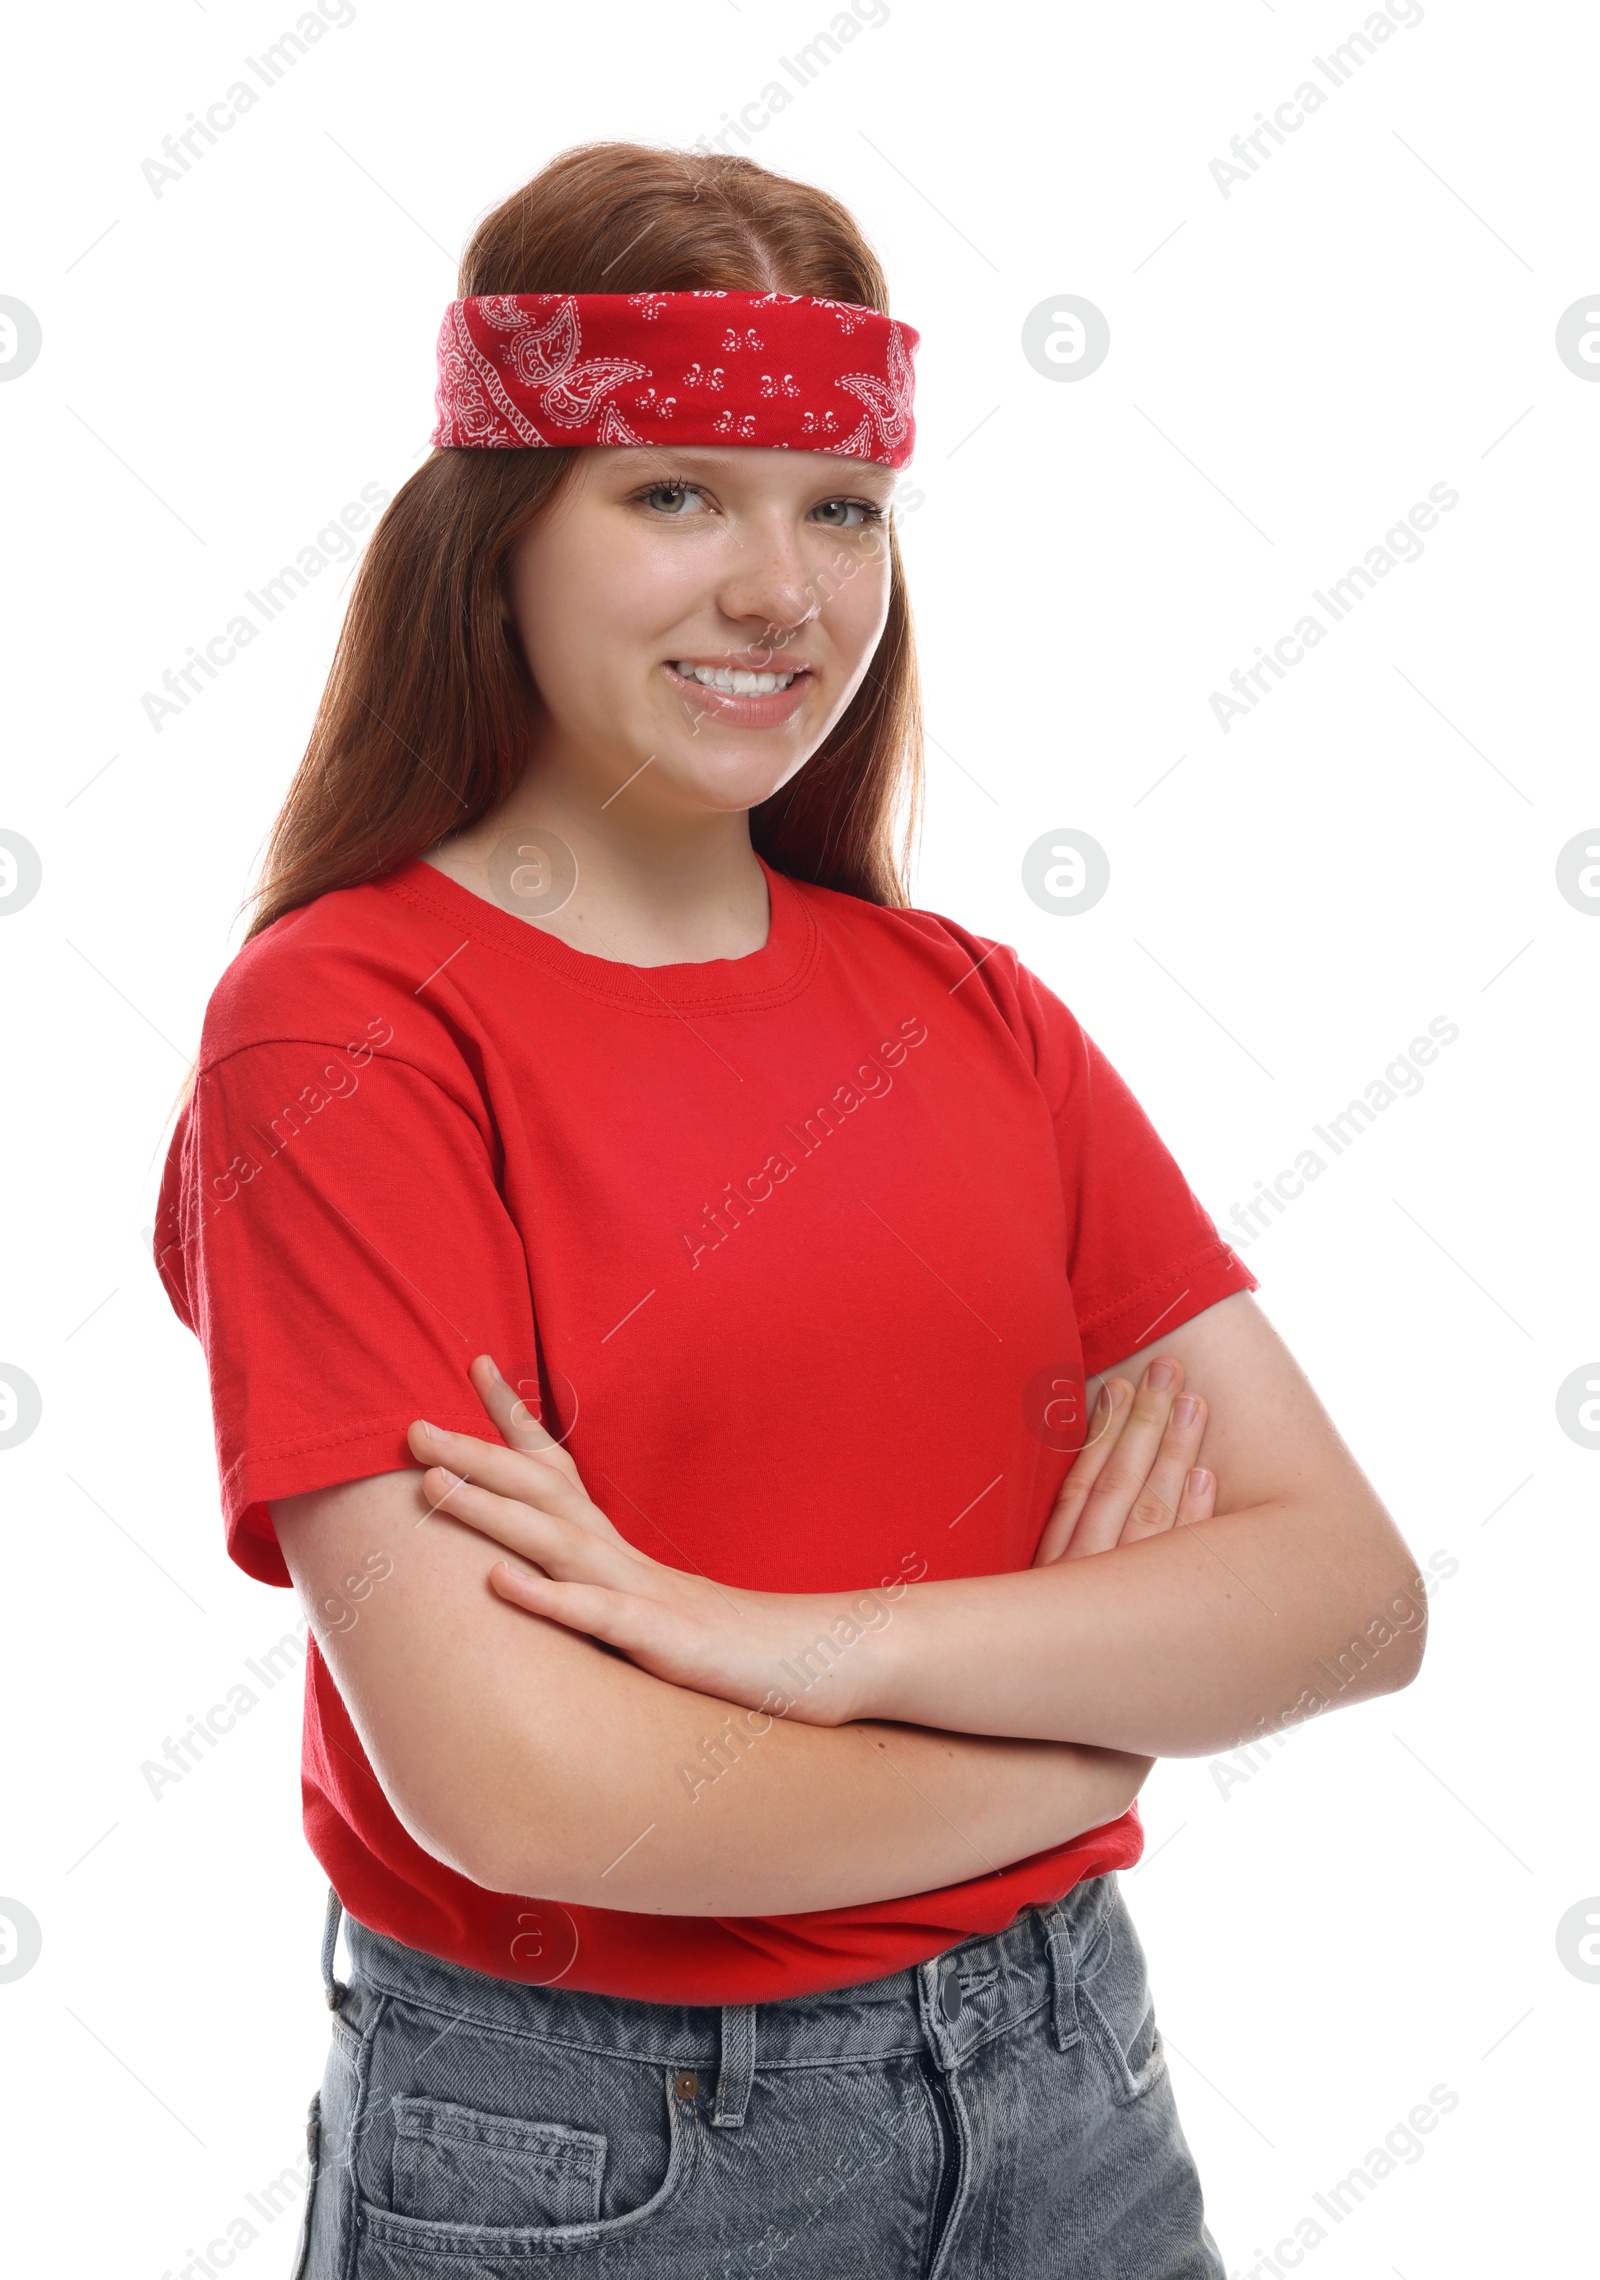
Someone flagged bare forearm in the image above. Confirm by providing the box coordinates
[850,1495,1427,1755]
[274,1469,1148,1919]
[809,1285,1430,1756]
[389,1298,1429,1773]
[469,1653,1149,1914]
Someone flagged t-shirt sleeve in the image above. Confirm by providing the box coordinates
[1012,962,1259,1377]
[155,1038,540,1587]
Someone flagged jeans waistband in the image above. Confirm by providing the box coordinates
[321,1876,1116,2127]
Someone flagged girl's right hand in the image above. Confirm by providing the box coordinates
[1031,1357,1216,1566]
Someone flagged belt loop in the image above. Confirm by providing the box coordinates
[320,1884,347,2012]
[712,2003,756,2127]
[1041,1900,1081,2053]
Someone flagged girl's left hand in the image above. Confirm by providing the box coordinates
[1031,1355,1216,1565]
[406,1356,880,1727]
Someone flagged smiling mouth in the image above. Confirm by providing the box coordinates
[668,660,805,696]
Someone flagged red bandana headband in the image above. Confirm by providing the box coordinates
[431,289,919,468]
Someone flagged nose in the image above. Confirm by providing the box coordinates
[713,513,822,651]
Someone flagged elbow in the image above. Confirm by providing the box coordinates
[374,1772,507,1893]
[1394,1595,1429,1693]
[462,1822,578,1905]
[1320,1550,1431,1709]
[1395,1577,1430,1689]
[419,1785,585,1905]
[369,1746,574,1902]
[354,1663,648,1905]
[404,1800,581,1905]
[1372,1544,1432,1696]
[1373,1606,1427,1699]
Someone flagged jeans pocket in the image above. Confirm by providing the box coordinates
[390,2096,606,2227]
[1074,1887,1169,2106]
[356,2052,697,2260]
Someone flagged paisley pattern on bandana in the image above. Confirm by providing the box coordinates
[431,290,919,466]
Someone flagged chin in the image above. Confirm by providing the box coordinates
[665,747,812,815]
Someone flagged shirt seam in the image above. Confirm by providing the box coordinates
[1074,1237,1248,1340]
[382,872,823,1018]
[223,1408,502,1487]
[193,1036,487,1127]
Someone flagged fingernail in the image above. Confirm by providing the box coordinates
[1147,1360,1176,1390]
[433,1465,464,1488]
[1174,1393,1200,1426]
[1188,1468,1210,1494]
[416,1421,440,1441]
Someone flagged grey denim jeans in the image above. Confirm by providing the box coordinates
[291,1872,1227,2279]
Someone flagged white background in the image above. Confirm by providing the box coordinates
[1,2,1595,2274]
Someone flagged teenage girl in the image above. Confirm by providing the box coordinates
[156,140,1425,2279]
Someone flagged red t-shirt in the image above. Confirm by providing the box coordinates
[154,853,1257,2004]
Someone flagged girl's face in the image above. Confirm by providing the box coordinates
[503,446,898,822]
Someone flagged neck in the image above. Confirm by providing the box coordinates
[424,759,773,968]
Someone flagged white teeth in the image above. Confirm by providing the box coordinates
[673,662,798,696]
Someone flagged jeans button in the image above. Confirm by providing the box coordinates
[940,1965,964,2022]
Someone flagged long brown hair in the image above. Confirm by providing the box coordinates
[242,141,924,943]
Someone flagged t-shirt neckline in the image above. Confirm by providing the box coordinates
[382,848,818,1014]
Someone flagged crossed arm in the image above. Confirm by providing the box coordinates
[273,1292,1426,1916]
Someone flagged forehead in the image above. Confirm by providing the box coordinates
[585,445,898,492]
